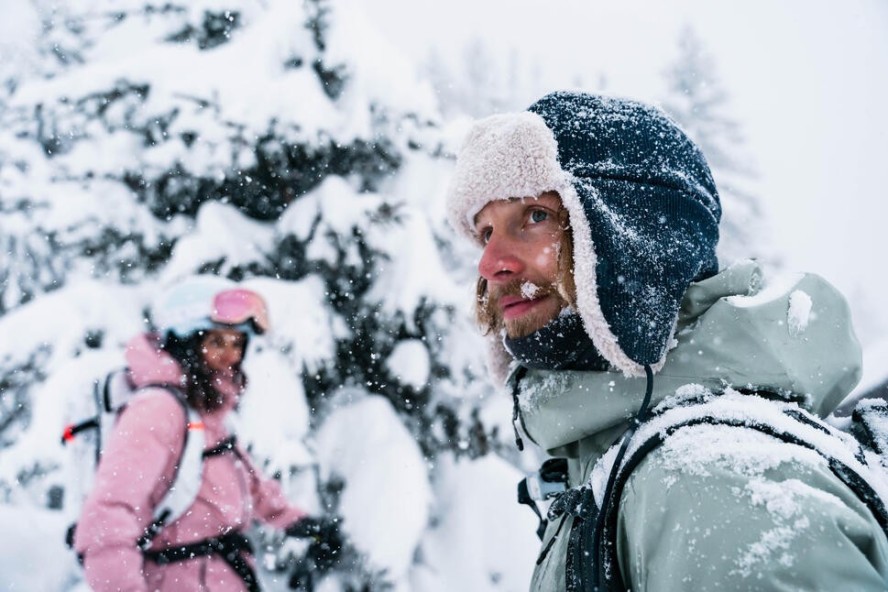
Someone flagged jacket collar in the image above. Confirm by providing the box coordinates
[511,261,862,454]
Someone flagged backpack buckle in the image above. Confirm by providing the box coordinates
[524,457,569,501]
[525,473,568,501]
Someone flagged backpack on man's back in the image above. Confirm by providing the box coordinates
[519,390,888,592]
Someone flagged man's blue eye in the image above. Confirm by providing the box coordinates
[530,210,548,223]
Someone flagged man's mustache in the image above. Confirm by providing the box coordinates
[484,280,559,315]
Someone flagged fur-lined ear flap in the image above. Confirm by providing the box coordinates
[556,182,660,377]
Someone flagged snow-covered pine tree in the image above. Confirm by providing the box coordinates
[661,25,775,266]
[0,0,539,589]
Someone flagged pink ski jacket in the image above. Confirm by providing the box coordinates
[74,334,306,592]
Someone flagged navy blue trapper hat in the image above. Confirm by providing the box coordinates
[447,91,721,377]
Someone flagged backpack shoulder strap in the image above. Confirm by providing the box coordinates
[135,385,206,548]
[590,407,888,592]
[852,399,888,456]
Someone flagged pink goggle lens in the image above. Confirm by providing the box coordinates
[212,289,269,334]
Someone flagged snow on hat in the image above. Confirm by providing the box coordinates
[446,91,721,377]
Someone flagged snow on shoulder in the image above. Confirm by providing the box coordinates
[727,272,805,309]
[787,289,813,336]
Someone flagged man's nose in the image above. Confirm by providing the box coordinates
[478,234,525,282]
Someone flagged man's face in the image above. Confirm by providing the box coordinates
[474,192,572,339]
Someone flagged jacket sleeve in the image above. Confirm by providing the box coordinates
[236,444,307,529]
[73,390,186,592]
[617,436,888,592]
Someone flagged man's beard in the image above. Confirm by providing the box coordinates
[477,278,570,339]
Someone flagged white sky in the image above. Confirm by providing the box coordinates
[365,0,888,343]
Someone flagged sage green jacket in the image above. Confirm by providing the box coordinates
[517,261,888,591]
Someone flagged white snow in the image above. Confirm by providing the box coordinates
[727,273,804,308]
[410,453,539,591]
[162,202,276,281]
[787,290,813,336]
[730,477,845,577]
[322,0,439,121]
[386,339,431,390]
[243,275,348,374]
[0,281,146,369]
[0,505,78,592]
[653,383,712,413]
[314,394,432,584]
[279,177,379,240]
[657,423,828,479]
[238,344,313,468]
[520,281,540,299]
[367,207,465,320]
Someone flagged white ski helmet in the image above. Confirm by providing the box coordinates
[152,275,270,341]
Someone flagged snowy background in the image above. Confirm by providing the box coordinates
[0,0,886,590]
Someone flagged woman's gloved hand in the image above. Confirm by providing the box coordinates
[285,515,345,571]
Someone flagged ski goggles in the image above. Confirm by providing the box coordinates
[211,288,270,335]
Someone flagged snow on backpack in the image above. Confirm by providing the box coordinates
[61,368,206,550]
[518,389,888,592]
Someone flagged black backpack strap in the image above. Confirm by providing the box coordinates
[530,482,598,586]
[852,399,888,456]
[60,417,99,445]
[138,509,173,550]
[144,531,259,592]
[100,371,117,413]
[93,372,117,463]
[590,413,888,592]
[563,487,601,591]
[203,435,237,458]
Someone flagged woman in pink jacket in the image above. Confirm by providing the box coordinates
[74,276,335,592]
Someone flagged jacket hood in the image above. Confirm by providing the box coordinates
[447,91,721,378]
[124,332,242,412]
[125,332,184,388]
[514,261,863,454]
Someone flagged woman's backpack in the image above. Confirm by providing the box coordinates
[61,369,206,550]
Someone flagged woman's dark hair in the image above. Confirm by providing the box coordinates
[161,330,247,412]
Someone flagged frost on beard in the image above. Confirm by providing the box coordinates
[520,281,540,299]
